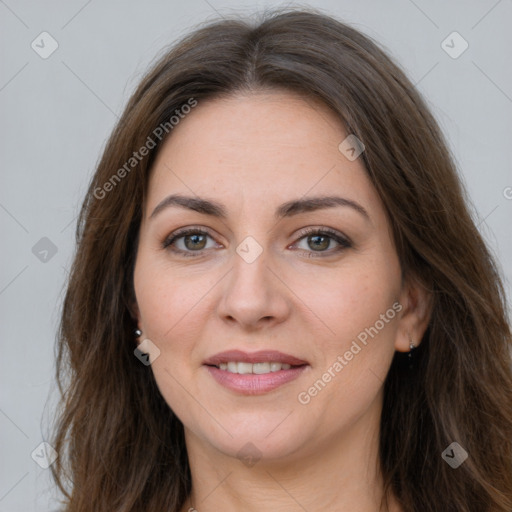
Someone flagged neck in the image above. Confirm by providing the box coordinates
[181,392,401,512]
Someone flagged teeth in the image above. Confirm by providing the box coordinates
[237,362,253,374]
[270,362,282,372]
[253,362,270,374]
[217,362,295,374]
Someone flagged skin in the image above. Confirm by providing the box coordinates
[133,90,431,512]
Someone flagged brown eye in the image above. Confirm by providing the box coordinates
[162,228,220,256]
[307,234,331,251]
[293,227,352,256]
[183,233,207,250]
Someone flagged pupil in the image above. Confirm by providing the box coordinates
[309,235,329,251]
[185,234,206,250]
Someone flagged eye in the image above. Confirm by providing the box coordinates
[162,226,352,258]
[291,227,352,256]
[162,228,220,256]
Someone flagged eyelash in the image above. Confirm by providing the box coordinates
[162,226,352,258]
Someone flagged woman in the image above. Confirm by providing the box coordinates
[50,8,512,512]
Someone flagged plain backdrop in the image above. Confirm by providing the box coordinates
[1,0,511,510]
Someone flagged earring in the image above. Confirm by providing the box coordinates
[408,340,416,369]
[135,328,142,338]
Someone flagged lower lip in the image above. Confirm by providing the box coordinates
[205,365,308,395]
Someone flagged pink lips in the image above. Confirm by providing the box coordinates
[203,350,309,395]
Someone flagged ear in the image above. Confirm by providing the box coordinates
[395,275,432,352]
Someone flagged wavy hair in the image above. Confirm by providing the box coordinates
[50,8,512,512]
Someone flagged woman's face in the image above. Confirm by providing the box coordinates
[133,90,415,462]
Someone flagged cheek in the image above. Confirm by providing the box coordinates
[133,251,215,343]
[133,255,211,417]
[295,277,399,428]
[298,258,400,346]
[295,255,401,398]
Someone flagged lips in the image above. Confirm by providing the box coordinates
[203,350,309,395]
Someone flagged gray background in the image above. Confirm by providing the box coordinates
[1,0,511,510]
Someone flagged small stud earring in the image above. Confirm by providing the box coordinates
[408,340,416,369]
[135,329,142,338]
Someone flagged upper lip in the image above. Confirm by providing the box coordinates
[203,350,308,366]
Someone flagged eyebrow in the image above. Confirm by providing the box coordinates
[150,194,370,222]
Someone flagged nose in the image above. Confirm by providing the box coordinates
[216,247,291,331]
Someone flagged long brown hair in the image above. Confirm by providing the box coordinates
[50,8,512,511]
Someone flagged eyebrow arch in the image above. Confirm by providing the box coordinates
[150,193,370,222]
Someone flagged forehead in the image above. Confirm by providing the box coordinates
[146,91,382,220]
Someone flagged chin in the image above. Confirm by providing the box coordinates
[184,409,316,464]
